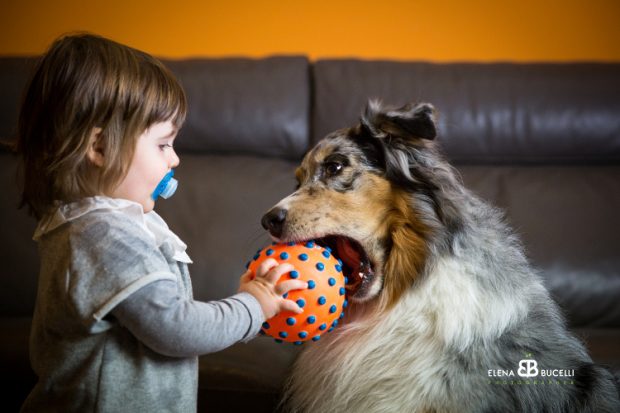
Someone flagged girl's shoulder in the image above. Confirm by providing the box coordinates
[35,196,152,244]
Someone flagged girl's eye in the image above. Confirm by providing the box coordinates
[325,161,343,177]
[159,143,173,150]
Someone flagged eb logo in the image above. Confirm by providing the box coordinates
[518,359,539,378]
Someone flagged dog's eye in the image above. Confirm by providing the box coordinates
[325,161,344,177]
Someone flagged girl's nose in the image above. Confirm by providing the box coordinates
[170,149,180,168]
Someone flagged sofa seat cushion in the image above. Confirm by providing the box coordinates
[156,154,299,303]
[199,336,301,393]
[458,164,620,328]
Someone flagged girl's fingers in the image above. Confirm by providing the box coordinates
[275,280,308,296]
[256,258,279,278]
[239,269,252,283]
[263,263,294,284]
[280,298,304,314]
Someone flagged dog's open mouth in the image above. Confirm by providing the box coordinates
[315,236,375,298]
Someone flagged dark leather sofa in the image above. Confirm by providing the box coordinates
[1,56,619,412]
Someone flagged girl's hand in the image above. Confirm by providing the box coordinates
[238,258,307,320]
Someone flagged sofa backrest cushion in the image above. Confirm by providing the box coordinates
[458,164,620,328]
[0,58,37,145]
[156,155,298,304]
[312,60,620,328]
[312,60,620,164]
[0,56,311,160]
[0,55,310,317]
[164,57,310,159]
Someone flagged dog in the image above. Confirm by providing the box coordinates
[261,100,620,412]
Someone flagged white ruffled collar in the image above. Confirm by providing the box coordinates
[33,196,192,264]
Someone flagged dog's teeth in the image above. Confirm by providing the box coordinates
[333,237,375,297]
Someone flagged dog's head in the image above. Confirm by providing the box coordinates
[262,100,460,309]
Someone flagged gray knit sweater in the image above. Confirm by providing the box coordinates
[21,197,264,412]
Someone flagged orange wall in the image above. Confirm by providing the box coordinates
[1,0,619,62]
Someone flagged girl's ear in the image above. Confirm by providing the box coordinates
[86,127,105,167]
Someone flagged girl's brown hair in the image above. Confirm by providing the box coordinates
[16,33,187,219]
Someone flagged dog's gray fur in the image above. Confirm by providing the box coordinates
[266,101,620,412]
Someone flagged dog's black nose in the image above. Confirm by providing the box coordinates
[261,207,287,238]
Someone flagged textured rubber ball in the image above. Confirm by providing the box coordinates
[247,241,346,343]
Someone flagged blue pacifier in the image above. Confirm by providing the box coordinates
[152,170,178,200]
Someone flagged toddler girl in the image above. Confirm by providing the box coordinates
[17,33,306,412]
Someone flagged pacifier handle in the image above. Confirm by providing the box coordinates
[152,170,178,200]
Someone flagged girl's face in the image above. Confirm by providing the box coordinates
[109,121,180,213]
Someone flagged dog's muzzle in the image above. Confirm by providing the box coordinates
[260,206,377,299]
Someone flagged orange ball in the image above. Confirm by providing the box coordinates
[247,241,347,344]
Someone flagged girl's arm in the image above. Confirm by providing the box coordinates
[112,279,264,356]
[112,260,306,357]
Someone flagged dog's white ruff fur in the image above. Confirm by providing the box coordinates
[286,251,548,412]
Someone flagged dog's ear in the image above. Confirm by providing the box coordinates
[361,100,437,141]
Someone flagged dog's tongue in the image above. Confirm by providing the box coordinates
[336,237,368,293]
[336,237,360,265]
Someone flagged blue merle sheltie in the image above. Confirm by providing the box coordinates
[261,100,620,412]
